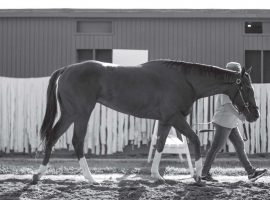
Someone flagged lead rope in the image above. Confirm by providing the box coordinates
[194,121,248,142]
[239,91,250,141]
[238,90,249,141]
[235,80,249,141]
[242,122,248,141]
[191,121,215,133]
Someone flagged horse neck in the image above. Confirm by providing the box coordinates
[189,70,237,99]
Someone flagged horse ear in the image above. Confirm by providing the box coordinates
[246,66,252,74]
[241,67,246,77]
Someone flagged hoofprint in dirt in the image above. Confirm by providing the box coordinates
[0,174,270,200]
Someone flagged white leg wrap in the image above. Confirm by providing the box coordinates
[79,157,95,182]
[195,158,202,177]
[151,151,161,173]
[151,151,165,181]
[37,165,48,175]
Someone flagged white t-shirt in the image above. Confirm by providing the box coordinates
[212,94,239,128]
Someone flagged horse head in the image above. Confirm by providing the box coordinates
[228,67,260,122]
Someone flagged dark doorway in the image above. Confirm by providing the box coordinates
[245,50,261,83]
[263,51,270,83]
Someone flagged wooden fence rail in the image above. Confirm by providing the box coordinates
[0,76,269,154]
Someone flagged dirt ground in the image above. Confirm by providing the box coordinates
[0,157,270,200]
[1,174,270,200]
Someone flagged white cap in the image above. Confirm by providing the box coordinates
[226,62,242,72]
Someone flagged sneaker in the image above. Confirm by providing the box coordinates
[248,169,267,182]
[201,173,218,182]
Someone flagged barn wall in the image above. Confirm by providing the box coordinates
[75,18,247,67]
[2,17,270,77]
[0,18,75,77]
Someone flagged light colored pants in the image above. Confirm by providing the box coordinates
[202,123,254,176]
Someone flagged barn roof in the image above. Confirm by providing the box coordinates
[0,9,269,18]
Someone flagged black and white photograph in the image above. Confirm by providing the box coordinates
[0,0,270,199]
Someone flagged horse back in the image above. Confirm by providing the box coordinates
[58,60,195,120]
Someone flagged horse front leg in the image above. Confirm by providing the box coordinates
[170,114,203,184]
[151,121,171,181]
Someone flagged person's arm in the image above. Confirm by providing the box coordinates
[223,103,246,121]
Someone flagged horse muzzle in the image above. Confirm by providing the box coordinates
[245,109,260,122]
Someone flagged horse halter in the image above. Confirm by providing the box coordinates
[231,78,251,114]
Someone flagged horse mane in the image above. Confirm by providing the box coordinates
[143,59,238,81]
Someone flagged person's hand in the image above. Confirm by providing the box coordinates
[239,113,246,121]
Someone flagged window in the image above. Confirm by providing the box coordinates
[77,21,112,34]
[77,49,93,63]
[96,49,112,63]
[245,50,270,83]
[245,22,262,34]
[77,49,112,63]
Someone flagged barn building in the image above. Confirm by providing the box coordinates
[0,9,269,155]
[0,9,270,82]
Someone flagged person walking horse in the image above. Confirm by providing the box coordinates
[201,62,267,182]
[31,60,260,185]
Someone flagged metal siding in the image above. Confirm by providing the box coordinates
[0,18,74,77]
[183,19,189,61]
[210,19,216,65]
[224,20,230,63]
[244,35,263,50]
[179,19,185,60]
[1,19,6,75]
[1,17,270,77]
[192,19,198,63]
[2,9,270,19]
[263,36,270,50]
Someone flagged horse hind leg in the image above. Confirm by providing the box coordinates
[151,121,171,181]
[32,113,73,184]
[71,108,99,184]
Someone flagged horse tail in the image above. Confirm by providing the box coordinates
[40,67,66,144]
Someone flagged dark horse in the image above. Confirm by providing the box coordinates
[32,60,259,184]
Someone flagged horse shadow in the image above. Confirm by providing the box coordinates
[115,173,182,200]
[0,179,32,200]
[181,182,224,200]
[0,175,226,200]
[115,173,225,200]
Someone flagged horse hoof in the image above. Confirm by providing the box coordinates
[86,178,100,185]
[192,176,206,187]
[31,174,40,185]
[92,182,101,186]
[89,181,100,186]
[192,181,206,187]
[151,173,165,183]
